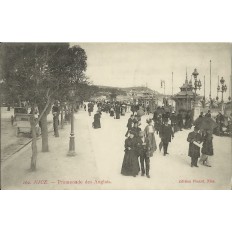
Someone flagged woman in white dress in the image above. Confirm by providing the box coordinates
[144,119,157,157]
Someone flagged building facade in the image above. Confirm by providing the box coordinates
[172,76,201,118]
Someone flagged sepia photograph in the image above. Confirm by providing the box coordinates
[1,2,232,232]
[0,42,231,190]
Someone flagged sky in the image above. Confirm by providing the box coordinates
[77,43,231,100]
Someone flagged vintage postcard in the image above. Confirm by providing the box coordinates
[0,43,231,190]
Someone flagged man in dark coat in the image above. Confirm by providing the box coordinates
[199,112,204,118]
[137,131,151,178]
[187,126,202,167]
[205,110,211,118]
[125,114,134,137]
[177,111,183,131]
[216,111,225,134]
[170,111,177,133]
[159,120,174,155]
[133,114,141,126]
[131,105,135,115]
[153,110,158,122]
[185,111,192,129]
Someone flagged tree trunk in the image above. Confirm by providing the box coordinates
[60,104,64,129]
[53,115,59,137]
[40,113,49,152]
[38,101,52,152]
[18,96,22,107]
[30,117,38,171]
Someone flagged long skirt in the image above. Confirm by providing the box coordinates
[93,119,101,129]
[110,111,114,117]
[115,112,120,119]
[121,150,140,176]
[201,140,214,156]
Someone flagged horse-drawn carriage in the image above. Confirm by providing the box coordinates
[13,107,40,137]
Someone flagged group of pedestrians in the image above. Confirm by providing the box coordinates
[121,118,156,178]
[153,107,193,135]
[91,101,129,129]
[187,126,214,168]
[121,108,218,179]
[88,100,217,174]
[121,102,178,178]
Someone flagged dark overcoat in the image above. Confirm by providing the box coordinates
[187,131,202,158]
[136,136,150,157]
[160,124,174,142]
[127,118,134,130]
[201,133,214,156]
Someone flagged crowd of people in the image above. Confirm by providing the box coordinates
[120,106,230,178]
[121,106,176,178]
[81,100,231,179]
[88,101,132,129]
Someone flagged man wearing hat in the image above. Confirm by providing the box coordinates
[216,111,225,135]
[205,110,211,118]
[199,112,204,118]
[159,120,174,155]
[187,126,202,167]
[125,114,134,137]
[137,131,151,178]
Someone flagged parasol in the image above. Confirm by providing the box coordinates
[193,117,217,131]
[193,117,204,127]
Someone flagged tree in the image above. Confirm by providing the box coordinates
[1,43,88,170]
[109,89,118,101]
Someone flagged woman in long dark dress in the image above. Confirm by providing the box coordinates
[115,104,121,119]
[93,111,101,129]
[199,130,214,167]
[121,132,140,177]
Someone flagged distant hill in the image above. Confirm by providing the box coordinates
[96,85,161,95]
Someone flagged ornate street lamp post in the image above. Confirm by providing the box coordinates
[216,76,219,101]
[192,68,202,103]
[217,77,227,103]
[203,75,206,108]
[67,88,76,156]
